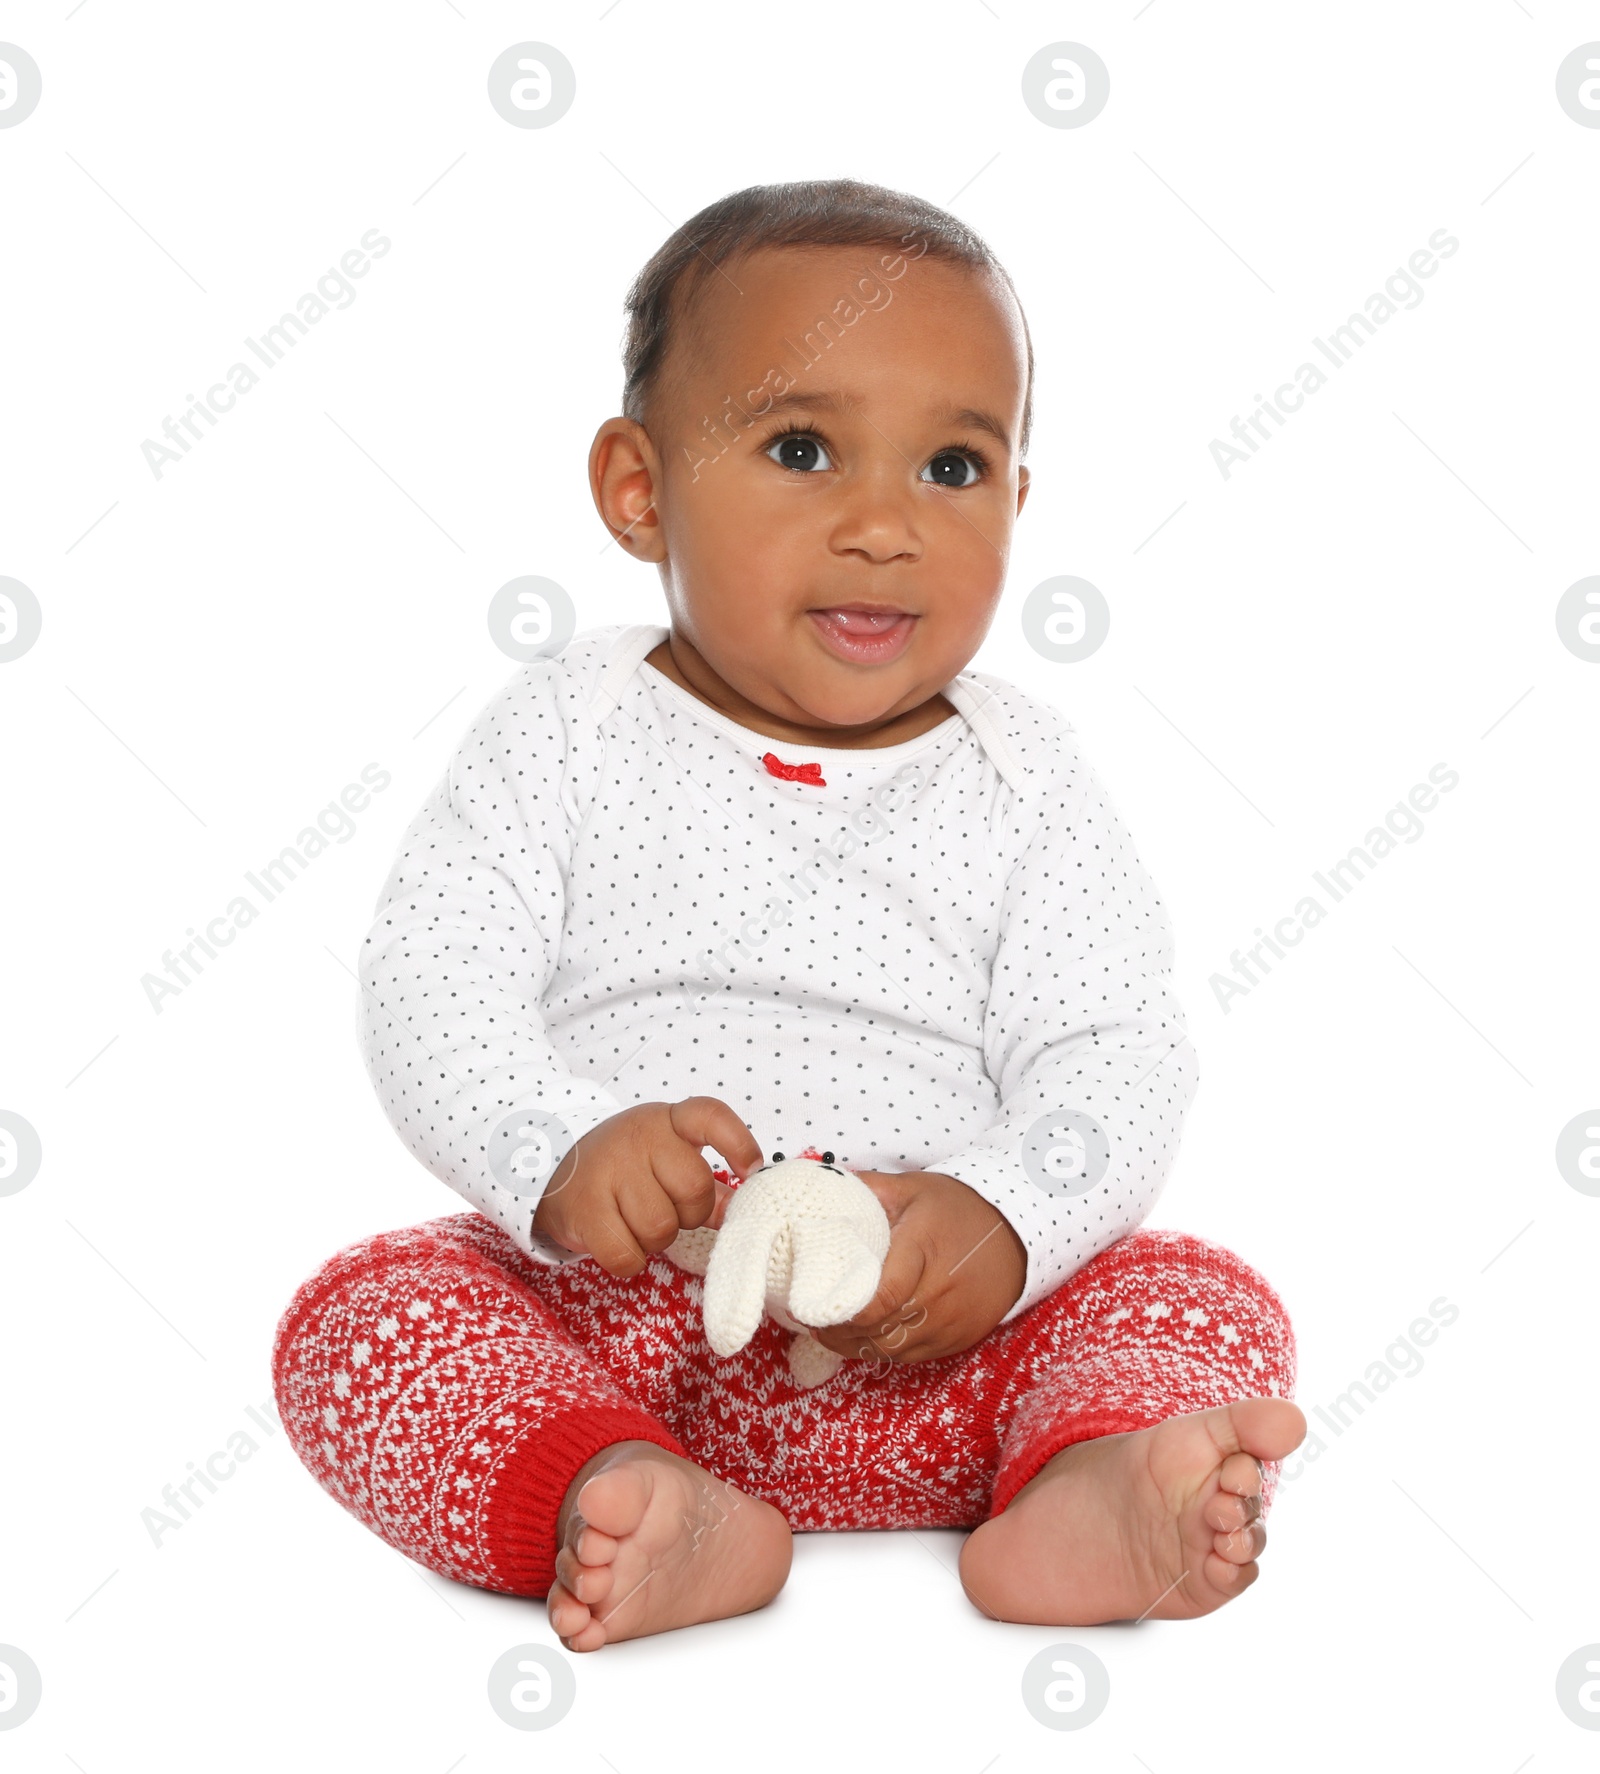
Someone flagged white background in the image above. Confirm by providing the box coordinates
[2,2,1597,1769]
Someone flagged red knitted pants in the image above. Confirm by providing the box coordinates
[271,1213,1296,1598]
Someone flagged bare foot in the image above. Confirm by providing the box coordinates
[958,1396,1307,1624]
[546,1440,792,1652]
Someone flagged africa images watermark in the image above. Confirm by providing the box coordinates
[141,763,391,1012]
[140,227,391,479]
[682,228,933,482]
[1278,1295,1460,1487]
[141,1401,281,1548]
[1209,227,1459,480]
[1211,761,1458,1012]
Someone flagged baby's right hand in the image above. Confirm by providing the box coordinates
[532,1098,762,1277]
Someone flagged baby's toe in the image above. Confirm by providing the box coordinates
[570,1523,619,1565]
[1203,1551,1261,1596]
[1204,1486,1262,1535]
[547,1579,592,1638]
[548,1580,611,1652]
[554,1544,614,1606]
[1212,1520,1267,1567]
[1217,1450,1264,1499]
[571,1463,652,1541]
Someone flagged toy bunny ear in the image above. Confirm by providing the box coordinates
[702,1210,785,1358]
[787,1214,887,1329]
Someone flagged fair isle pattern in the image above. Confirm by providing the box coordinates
[270,1226,676,1591]
[273,1213,1297,1598]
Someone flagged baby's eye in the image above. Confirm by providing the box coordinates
[921,450,983,489]
[765,432,832,473]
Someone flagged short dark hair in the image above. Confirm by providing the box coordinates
[619,177,1033,458]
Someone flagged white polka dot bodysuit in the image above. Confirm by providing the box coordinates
[358,623,1200,1325]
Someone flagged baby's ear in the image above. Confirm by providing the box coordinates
[587,416,668,562]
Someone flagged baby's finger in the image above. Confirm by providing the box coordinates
[705,1176,736,1231]
[801,1240,927,1358]
[806,1298,928,1364]
[841,1234,927,1336]
[586,1208,652,1278]
[667,1096,763,1180]
[656,1149,734,1234]
[614,1174,686,1258]
[674,1175,739,1234]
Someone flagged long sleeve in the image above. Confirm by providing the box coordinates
[929,732,1200,1323]
[357,661,622,1264]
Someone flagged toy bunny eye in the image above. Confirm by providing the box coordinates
[821,1151,835,1164]
[771,1151,785,1164]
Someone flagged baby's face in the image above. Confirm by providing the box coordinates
[599,244,1030,738]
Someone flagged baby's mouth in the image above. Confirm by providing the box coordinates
[809,606,914,637]
[806,605,919,663]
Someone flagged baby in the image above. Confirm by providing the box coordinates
[277,177,1305,1653]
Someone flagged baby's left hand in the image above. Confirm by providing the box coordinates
[794,1170,1026,1365]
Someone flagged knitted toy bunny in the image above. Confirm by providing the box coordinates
[663,1148,891,1388]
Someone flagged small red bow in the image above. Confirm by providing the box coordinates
[761,751,826,787]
